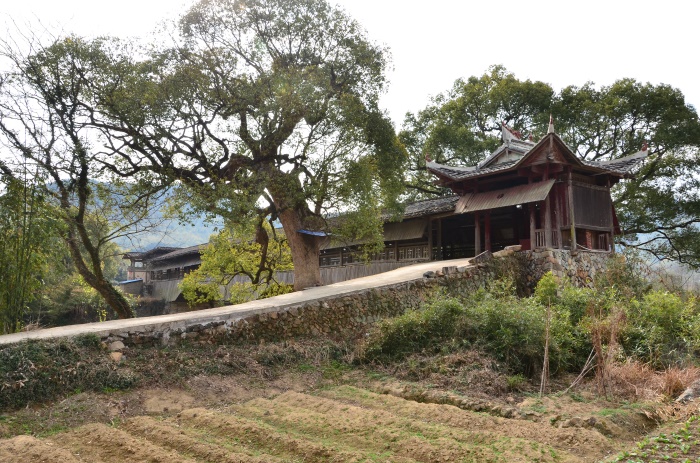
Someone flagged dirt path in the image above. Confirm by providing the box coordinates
[1,384,628,463]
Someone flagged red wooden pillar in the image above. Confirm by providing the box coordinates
[427,218,433,260]
[544,194,553,248]
[607,178,615,253]
[529,204,536,249]
[543,165,552,249]
[436,219,442,260]
[554,185,562,248]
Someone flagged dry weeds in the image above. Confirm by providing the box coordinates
[606,360,700,401]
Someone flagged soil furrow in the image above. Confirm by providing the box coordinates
[320,385,617,461]
[122,416,283,463]
[177,407,409,462]
[236,393,558,463]
[48,422,197,463]
[0,435,82,463]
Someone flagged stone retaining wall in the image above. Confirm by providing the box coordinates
[5,250,613,352]
[524,249,612,288]
[102,249,612,350]
[105,263,498,349]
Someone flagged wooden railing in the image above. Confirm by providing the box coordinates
[534,229,560,249]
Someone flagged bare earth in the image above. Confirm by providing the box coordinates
[1,369,691,463]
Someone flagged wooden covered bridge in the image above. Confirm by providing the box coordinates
[319,120,647,266]
[122,120,647,304]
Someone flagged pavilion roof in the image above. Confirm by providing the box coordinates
[427,131,648,183]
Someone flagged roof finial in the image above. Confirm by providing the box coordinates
[501,121,522,144]
[641,141,648,152]
[547,114,555,134]
[424,152,432,163]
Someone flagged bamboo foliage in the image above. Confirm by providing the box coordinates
[0,172,55,333]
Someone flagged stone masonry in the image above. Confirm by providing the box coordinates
[0,250,613,350]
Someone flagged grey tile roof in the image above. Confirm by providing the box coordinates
[148,244,207,263]
[428,143,648,182]
[477,139,535,168]
[427,160,518,181]
[401,195,459,219]
[123,246,181,260]
[582,151,648,175]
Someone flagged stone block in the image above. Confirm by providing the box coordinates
[108,340,125,352]
[491,250,507,258]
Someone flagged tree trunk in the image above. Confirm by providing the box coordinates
[64,234,134,319]
[277,208,321,290]
[92,278,134,319]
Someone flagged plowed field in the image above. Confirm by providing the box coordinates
[1,385,622,463]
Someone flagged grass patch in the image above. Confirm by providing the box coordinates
[609,415,700,462]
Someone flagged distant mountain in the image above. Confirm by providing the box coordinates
[114,214,222,251]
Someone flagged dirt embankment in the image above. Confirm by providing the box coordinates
[3,368,694,463]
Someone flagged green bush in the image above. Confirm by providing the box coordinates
[359,282,578,376]
[358,298,463,361]
[457,291,576,375]
[622,290,700,367]
[360,268,700,377]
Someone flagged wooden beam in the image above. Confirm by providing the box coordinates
[485,211,492,252]
[427,218,433,261]
[474,212,481,256]
[568,169,577,253]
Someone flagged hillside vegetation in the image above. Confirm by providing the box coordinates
[2,255,700,462]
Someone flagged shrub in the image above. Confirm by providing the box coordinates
[457,292,576,376]
[622,290,699,367]
[359,283,578,377]
[358,298,463,361]
[594,253,650,301]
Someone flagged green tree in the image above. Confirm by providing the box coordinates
[81,0,406,290]
[553,79,700,266]
[401,67,700,266]
[0,37,169,319]
[180,218,293,305]
[400,65,553,198]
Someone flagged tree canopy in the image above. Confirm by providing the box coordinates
[180,217,293,306]
[69,0,407,290]
[0,36,170,320]
[400,66,700,267]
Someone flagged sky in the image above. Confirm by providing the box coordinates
[2,0,698,128]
